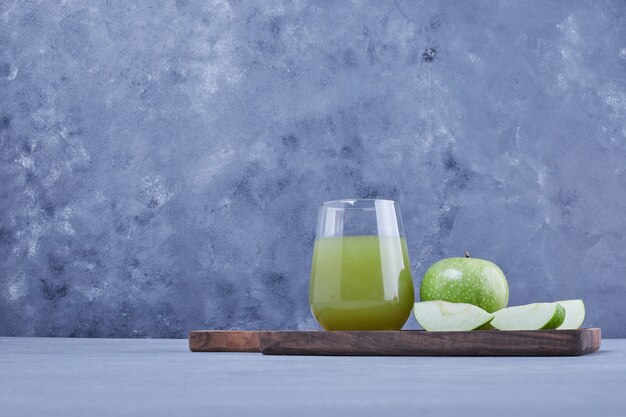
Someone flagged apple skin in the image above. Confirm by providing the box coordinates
[541,303,566,330]
[420,256,509,313]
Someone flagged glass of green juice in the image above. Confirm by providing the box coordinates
[309,199,415,330]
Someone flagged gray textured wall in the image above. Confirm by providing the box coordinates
[1,1,625,338]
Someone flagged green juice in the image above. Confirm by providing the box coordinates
[309,236,415,330]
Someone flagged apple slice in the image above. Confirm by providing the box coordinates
[414,301,494,331]
[556,299,585,329]
[491,302,565,330]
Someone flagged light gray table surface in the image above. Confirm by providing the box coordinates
[0,337,625,417]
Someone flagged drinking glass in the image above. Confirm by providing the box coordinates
[309,199,415,330]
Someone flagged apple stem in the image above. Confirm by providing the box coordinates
[464,251,470,258]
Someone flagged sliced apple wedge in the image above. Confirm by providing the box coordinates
[414,301,494,331]
[491,302,565,330]
[556,299,585,329]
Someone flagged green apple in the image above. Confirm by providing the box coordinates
[556,299,585,329]
[414,301,494,331]
[420,252,509,313]
[491,302,565,330]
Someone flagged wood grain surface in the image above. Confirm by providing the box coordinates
[189,328,601,356]
[189,330,260,352]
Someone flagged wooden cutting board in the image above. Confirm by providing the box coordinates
[189,328,601,356]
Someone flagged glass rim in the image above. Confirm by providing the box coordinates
[320,199,399,212]
[321,198,397,206]
[316,198,404,237]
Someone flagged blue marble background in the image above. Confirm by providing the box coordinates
[1,0,625,338]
